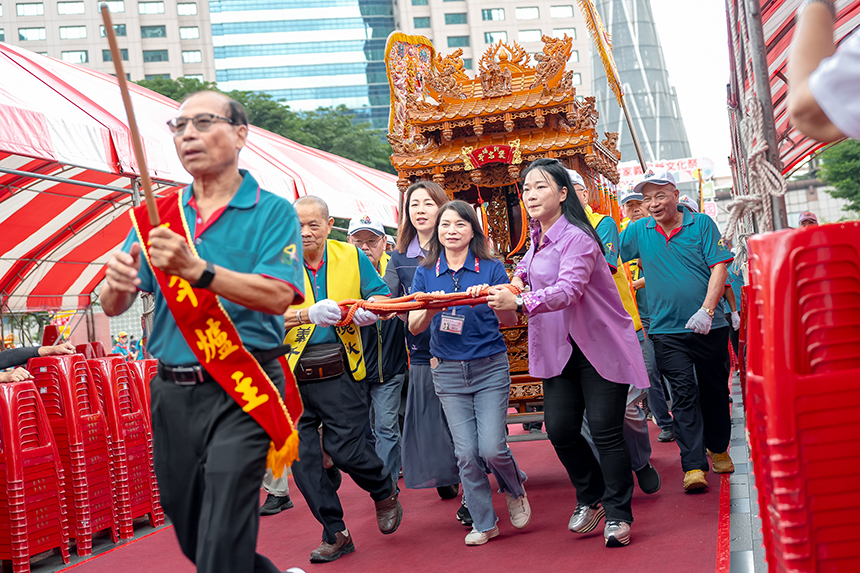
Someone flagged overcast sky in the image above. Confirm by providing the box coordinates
[648,0,734,175]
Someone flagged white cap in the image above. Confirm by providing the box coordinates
[347,214,385,236]
[678,195,699,213]
[386,234,396,245]
[566,169,586,188]
[633,167,676,195]
[619,183,644,206]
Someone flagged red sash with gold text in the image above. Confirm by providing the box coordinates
[130,190,302,476]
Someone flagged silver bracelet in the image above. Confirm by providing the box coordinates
[801,0,836,20]
[296,308,303,324]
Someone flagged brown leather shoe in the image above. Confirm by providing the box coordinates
[309,530,355,563]
[374,488,403,534]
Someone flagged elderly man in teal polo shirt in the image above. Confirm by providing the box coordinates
[619,168,735,493]
[100,91,304,573]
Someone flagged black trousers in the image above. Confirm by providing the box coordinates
[651,327,731,472]
[150,360,284,573]
[291,371,394,544]
[543,341,634,523]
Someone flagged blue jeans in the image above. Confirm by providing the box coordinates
[638,329,673,429]
[368,372,405,477]
[432,351,527,533]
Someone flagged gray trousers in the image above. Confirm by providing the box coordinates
[581,384,652,472]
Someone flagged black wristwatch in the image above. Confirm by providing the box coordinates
[515,294,524,314]
[193,260,216,289]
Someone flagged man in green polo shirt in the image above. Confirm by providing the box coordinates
[620,168,735,493]
[100,91,304,573]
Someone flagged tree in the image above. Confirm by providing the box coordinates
[136,78,395,173]
[819,139,860,214]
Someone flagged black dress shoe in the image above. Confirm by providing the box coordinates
[374,488,403,534]
[456,501,472,527]
[635,463,661,495]
[327,466,342,491]
[436,484,459,500]
[260,494,293,515]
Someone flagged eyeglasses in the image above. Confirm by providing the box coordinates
[350,236,382,248]
[166,113,235,135]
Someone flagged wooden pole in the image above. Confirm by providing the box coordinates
[698,169,705,212]
[100,4,159,226]
[621,96,648,172]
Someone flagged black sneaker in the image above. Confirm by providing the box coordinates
[657,427,675,442]
[260,494,293,516]
[634,462,661,495]
[456,501,473,527]
[437,484,459,500]
[327,466,342,491]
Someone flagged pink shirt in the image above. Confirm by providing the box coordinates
[515,216,649,388]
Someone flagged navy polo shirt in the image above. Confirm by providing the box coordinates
[411,249,509,362]
[122,170,305,365]
[305,243,390,347]
[619,205,733,335]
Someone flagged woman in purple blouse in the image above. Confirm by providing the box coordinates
[488,158,649,548]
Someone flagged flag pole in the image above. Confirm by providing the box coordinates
[620,96,647,172]
[100,3,159,226]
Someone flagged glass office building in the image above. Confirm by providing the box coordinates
[210,0,395,128]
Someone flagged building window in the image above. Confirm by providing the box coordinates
[143,49,169,62]
[183,74,204,80]
[18,27,46,41]
[447,35,469,48]
[57,1,84,14]
[182,50,202,63]
[571,72,581,85]
[550,5,574,18]
[145,73,170,80]
[0,6,3,15]
[516,7,539,19]
[552,28,576,39]
[442,0,463,2]
[100,24,127,37]
[59,25,87,39]
[61,50,88,63]
[481,8,504,21]
[17,3,44,16]
[411,0,427,4]
[179,26,199,39]
[462,58,472,70]
[141,25,166,38]
[138,1,164,14]
[484,31,506,44]
[176,2,197,15]
[102,48,128,61]
[570,50,579,62]
[413,17,429,28]
[445,13,466,25]
[518,29,541,43]
[0,30,4,42]
[103,0,124,12]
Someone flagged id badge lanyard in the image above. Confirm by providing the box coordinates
[436,259,467,334]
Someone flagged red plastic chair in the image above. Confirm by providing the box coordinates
[748,222,860,572]
[86,358,164,539]
[75,342,106,359]
[127,359,157,416]
[27,354,118,556]
[0,381,71,572]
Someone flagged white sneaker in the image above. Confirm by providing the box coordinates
[506,492,531,529]
[464,525,500,546]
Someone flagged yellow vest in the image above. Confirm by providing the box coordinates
[587,209,643,331]
[285,240,367,381]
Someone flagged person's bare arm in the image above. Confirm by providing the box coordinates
[787,1,844,141]
[724,285,738,313]
[704,264,729,312]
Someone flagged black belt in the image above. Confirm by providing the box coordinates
[158,344,292,386]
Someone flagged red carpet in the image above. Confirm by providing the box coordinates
[67,425,718,573]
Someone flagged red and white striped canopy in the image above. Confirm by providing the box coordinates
[763,0,860,173]
[0,44,399,313]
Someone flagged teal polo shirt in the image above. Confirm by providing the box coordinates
[619,205,733,335]
[595,216,620,272]
[411,249,509,361]
[304,243,390,347]
[726,267,744,313]
[121,170,305,365]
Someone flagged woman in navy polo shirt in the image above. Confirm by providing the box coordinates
[409,200,530,546]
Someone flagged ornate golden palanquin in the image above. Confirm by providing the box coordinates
[385,33,622,415]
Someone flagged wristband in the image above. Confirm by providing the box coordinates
[800,0,836,20]
[296,309,303,324]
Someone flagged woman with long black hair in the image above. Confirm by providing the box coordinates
[488,158,649,547]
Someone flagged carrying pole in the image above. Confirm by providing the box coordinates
[621,96,648,172]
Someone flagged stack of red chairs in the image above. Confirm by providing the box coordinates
[747,222,860,572]
[75,342,106,359]
[127,359,157,415]
[87,357,164,540]
[0,381,71,572]
[27,354,118,556]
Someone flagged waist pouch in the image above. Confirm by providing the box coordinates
[296,343,345,382]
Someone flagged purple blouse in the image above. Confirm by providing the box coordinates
[515,216,649,388]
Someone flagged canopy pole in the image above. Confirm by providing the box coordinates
[101,4,159,225]
[621,96,648,172]
[744,0,788,231]
[131,178,141,207]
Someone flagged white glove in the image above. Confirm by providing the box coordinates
[684,309,713,335]
[731,311,740,331]
[352,297,380,327]
[307,299,343,327]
